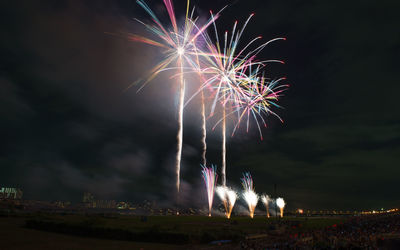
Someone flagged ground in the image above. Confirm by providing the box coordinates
[0,213,344,249]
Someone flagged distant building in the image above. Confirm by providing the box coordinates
[94,200,117,209]
[82,192,94,203]
[117,201,129,209]
[53,201,71,208]
[0,187,23,199]
[82,192,117,209]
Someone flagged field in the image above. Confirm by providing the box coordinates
[0,212,344,249]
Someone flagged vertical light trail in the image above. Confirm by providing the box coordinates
[132,0,225,200]
[221,104,226,186]
[201,90,207,166]
[261,194,270,218]
[176,57,185,194]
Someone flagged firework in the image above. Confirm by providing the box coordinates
[216,186,237,219]
[221,102,226,186]
[260,194,271,218]
[201,91,207,166]
[201,165,218,217]
[199,16,260,186]
[241,172,258,218]
[243,190,259,218]
[276,197,286,217]
[185,14,286,184]
[232,70,289,140]
[133,0,221,194]
[226,188,237,218]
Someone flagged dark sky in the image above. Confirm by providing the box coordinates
[1,0,399,210]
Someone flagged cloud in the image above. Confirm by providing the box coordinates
[0,77,34,119]
[109,150,149,175]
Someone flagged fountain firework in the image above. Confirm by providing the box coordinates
[201,165,218,217]
[216,186,237,219]
[241,172,258,218]
[261,194,271,218]
[276,197,285,217]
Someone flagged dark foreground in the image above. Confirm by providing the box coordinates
[0,212,399,249]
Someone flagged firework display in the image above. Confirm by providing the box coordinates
[276,197,286,217]
[186,15,287,184]
[131,0,288,217]
[201,165,218,217]
[261,194,271,218]
[132,0,222,194]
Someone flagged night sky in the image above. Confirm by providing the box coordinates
[1,0,399,210]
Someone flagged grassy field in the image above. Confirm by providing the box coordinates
[0,216,182,250]
[0,213,345,249]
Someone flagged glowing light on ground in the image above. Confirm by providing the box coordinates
[276,197,285,217]
[241,172,258,218]
[261,194,271,218]
[216,186,237,219]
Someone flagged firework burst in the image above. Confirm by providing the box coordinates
[232,69,289,140]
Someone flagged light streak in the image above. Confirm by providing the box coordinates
[201,165,218,216]
[261,194,271,218]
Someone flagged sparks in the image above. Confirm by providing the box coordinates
[276,197,286,218]
[201,165,218,217]
[241,172,258,218]
[261,194,271,218]
[216,186,237,219]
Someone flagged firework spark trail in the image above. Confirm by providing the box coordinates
[243,190,258,218]
[221,103,226,186]
[216,186,228,215]
[133,0,222,195]
[187,14,286,118]
[201,91,207,166]
[201,165,218,217]
[226,188,237,218]
[176,75,185,194]
[231,72,289,140]
[276,197,285,217]
[241,172,254,191]
[241,172,258,218]
[216,186,237,219]
[261,194,271,218]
